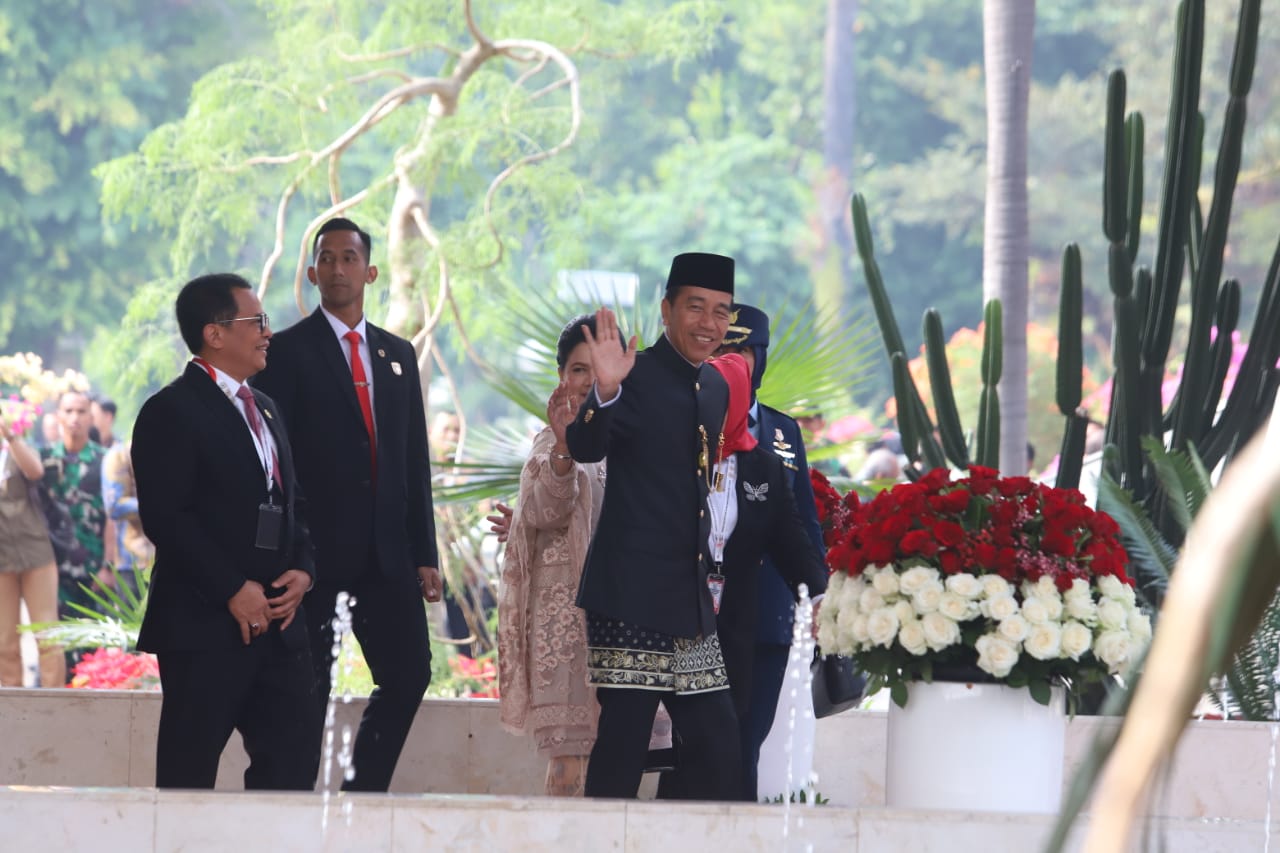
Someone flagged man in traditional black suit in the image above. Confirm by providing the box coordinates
[716,303,828,798]
[133,273,318,789]
[655,352,828,801]
[251,217,443,793]
[568,252,741,800]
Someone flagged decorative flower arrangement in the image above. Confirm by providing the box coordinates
[68,647,160,690]
[813,466,1152,709]
[447,654,499,698]
[0,395,40,435]
[0,352,89,410]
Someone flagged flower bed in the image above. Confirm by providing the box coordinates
[68,648,160,690]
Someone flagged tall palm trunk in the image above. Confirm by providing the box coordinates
[814,0,858,319]
[982,0,1035,475]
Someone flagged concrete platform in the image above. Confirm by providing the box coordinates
[2,688,1276,850]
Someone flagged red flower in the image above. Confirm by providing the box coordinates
[932,519,966,547]
[900,529,938,558]
[814,464,1131,589]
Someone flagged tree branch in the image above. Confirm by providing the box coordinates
[473,38,582,269]
[337,43,462,64]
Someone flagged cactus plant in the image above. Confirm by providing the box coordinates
[852,0,1280,564]
[852,192,999,477]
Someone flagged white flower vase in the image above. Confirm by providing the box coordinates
[885,680,1066,813]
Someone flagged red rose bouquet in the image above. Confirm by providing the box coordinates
[812,466,1151,709]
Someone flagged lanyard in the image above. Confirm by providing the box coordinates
[706,455,737,566]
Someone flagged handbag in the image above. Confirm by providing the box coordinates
[811,651,866,718]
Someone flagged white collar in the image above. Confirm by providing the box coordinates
[195,359,248,400]
[321,305,368,342]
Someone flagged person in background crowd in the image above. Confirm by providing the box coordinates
[89,396,117,449]
[102,438,154,598]
[0,414,64,687]
[90,396,120,569]
[39,413,59,449]
[133,272,318,790]
[430,411,461,460]
[712,304,827,799]
[794,408,847,478]
[40,390,108,617]
[568,252,740,800]
[252,216,443,793]
[855,443,902,482]
[431,410,495,657]
[498,314,608,797]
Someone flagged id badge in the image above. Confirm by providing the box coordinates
[707,572,726,615]
[255,502,284,550]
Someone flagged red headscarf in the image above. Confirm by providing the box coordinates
[708,353,758,461]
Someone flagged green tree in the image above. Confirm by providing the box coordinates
[0,0,264,364]
[97,0,726,408]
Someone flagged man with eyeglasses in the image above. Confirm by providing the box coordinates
[252,217,442,792]
[131,272,319,789]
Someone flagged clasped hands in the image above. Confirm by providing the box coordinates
[227,568,310,645]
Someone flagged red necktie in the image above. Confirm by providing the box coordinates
[344,330,377,473]
[235,385,281,490]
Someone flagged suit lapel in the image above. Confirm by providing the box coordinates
[305,309,366,427]
[181,363,264,482]
[366,323,396,435]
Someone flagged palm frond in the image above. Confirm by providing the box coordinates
[1225,589,1280,720]
[758,303,880,417]
[1097,473,1174,608]
[435,422,535,504]
[1184,440,1215,519]
[27,618,139,652]
[1141,436,1213,535]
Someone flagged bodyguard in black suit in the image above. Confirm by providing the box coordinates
[133,273,319,790]
[717,304,828,798]
[568,252,742,800]
[252,218,443,793]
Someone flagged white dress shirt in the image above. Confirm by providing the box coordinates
[200,360,278,490]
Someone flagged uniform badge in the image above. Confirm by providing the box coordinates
[377,348,387,358]
[771,427,797,469]
[744,482,769,502]
[584,408,594,423]
[391,361,403,376]
[262,409,273,420]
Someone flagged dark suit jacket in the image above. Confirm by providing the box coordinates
[133,363,313,652]
[252,309,438,585]
[754,403,827,645]
[567,334,728,639]
[716,446,828,716]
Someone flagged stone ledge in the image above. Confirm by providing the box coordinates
[1,688,1274,823]
[0,785,1270,852]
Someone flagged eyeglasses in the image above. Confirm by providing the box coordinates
[217,313,270,333]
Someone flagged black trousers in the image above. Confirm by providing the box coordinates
[585,686,741,800]
[305,568,432,792]
[155,631,319,790]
